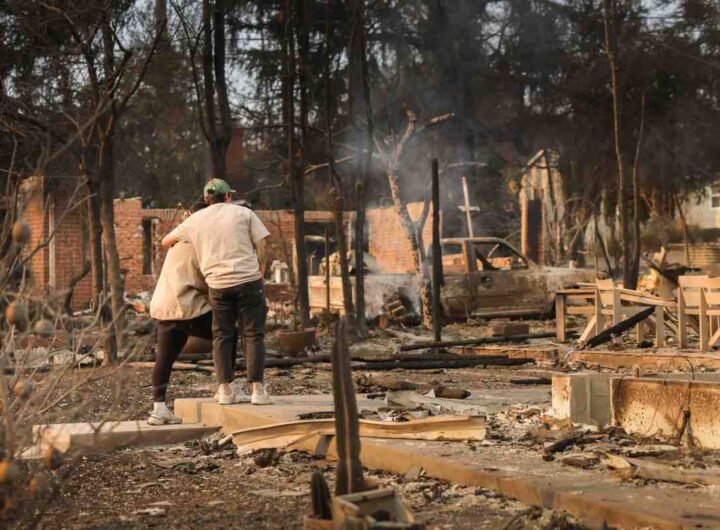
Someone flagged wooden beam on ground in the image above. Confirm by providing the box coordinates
[231,415,485,453]
[579,307,654,350]
[350,357,531,371]
[397,331,575,352]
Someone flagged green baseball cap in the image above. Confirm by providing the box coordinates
[203,178,236,197]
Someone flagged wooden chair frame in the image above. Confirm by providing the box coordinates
[677,275,720,353]
[593,279,667,347]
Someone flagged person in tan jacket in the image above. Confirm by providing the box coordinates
[147,203,239,424]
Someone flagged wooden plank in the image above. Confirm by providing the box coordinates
[555,292,566,342]
[594,292,604,335]
[612,287,621,326]
[655,306,665,347]
[618,291,676,307]
[578,315,597,343]
[555,288,595,296]
[678,275,710,288]
[566,306,595,315]
[701,289,709,353]
[231,416,486,452]
[679,289,688,349]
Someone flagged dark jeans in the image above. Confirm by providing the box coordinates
[152,312,237,401]
[209,279,266,384]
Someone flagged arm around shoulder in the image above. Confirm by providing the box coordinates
[161,220,189,249]
[161,233,179,249]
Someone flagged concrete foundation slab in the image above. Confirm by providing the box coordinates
[33,421,218,454]
[175,394,720,530]
[611,377,720,448]
[175,389,550,430]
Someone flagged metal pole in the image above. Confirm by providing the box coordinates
[325,226,331,314]
[432,159,443,342]
[462,175,474,238]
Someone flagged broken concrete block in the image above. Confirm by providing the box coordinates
[551,372,613,427]
[490,322,530,337]
[33,421,218,455]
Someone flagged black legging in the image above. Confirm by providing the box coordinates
[151,312,238,401]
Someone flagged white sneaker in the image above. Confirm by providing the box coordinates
[251,387,273,405]
[218,382,251,405]
[214,380,249,401]
[147,409,183,426]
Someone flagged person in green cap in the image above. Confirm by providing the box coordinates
[161,178,272,405]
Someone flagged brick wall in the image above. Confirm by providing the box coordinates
[367,202,432,273]
[19,182,422,307]
[115,198,186,294]
[51,178,91,309]
[19,176,92,310]
[20,176,48,290]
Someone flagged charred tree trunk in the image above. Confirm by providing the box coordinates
[386,167,433,328]
[201,0,231,179]
[375,110,452,329]
[290,0,310,329]
[98,147,125,359]
[347,0,373,339]
[98,19,126,359]
[325,0,355,326]
[628,93,645,290]
[282,0,310,328]
[212,0,232,177]
[603,0,634,289]
[85,174,104,313]
[84,173,116,362]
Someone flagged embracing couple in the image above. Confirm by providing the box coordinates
[147,178,272,425]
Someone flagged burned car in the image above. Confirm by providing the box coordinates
[436,237,595,320]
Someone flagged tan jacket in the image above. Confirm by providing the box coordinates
[150,241,211,321]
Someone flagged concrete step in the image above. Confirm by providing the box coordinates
[33,420,218,455]
[174,394,383,434]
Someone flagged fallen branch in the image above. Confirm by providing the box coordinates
[511,377,551,385]
[543,431,585,454]
[350,357,530,371]
[604,453,720,486]
[127,361,214,373]
[578,307,654,350]
[397,331,573,352]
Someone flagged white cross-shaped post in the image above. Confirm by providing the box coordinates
[458,175,480,238]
